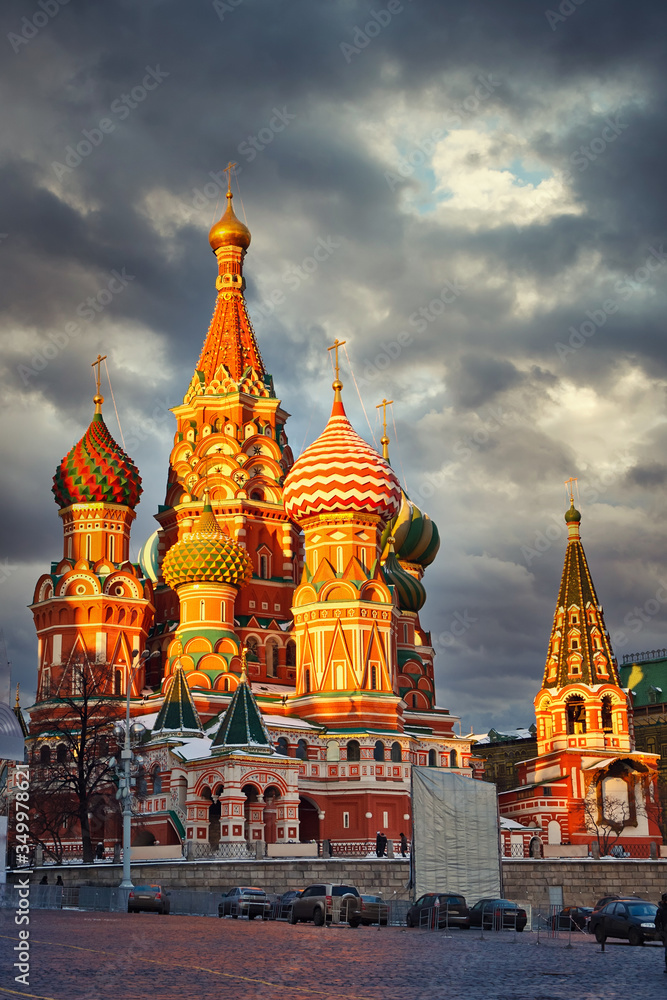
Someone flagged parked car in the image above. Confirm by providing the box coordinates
[549,906,592,932]
[289,883,362,926]
[593,894,643,911]
[218,886,271,919]
[468,898,527,931]
[127,884,170,915]
[360,894,389,926]
[274,890,302,918]
[589,898,659,946]
[406,893,469,929]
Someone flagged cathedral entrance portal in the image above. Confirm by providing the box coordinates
[298,795,320,842]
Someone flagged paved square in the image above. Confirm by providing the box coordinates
[0,910,665,1000]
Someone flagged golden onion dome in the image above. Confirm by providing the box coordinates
[209,191,251,252]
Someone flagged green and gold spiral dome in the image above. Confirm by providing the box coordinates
[381,492,440,567]
[162,498,253,590]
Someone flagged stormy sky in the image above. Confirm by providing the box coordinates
[2,0,667,734]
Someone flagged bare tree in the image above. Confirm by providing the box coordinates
[583,794,632,857]
[28,655,121,863]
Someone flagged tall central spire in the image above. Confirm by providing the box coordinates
[195,168,264,384]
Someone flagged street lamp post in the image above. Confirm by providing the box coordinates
[112,649,156,890]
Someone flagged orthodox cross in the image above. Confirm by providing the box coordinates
[565,476,578,505]
[376,398,393,460]
[327,338,346,382]
[224,161,237,194]
[91,354,107,395]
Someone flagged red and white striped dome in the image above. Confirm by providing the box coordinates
[283,395,401,524]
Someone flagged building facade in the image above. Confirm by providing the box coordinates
[498,499,662,856]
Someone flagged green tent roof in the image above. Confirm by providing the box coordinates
[210,675,274,754]
[152,666,203,738]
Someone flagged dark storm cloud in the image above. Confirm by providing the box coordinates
[2,0,667,730]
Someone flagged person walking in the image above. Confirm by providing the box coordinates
[55,875,64,887]
[95,842,104,861]
[399,832,408,857]
[656,892,667,973]
[39,875,48,885]
[376,831,387,857]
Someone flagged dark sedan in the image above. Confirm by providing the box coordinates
[406,893,469,929]
[128,884,170,915]
[549,906,592,932]
[589,899,659,946]
[468,898,527,931]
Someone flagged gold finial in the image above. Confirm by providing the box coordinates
[14,683,19,710]
[565,476,578,506]
[376,398,393,460]
[387,535,396,553]
[92,354,107,414]
[223,161,237,199]
[327,338,346,400]
[240,645,248,684]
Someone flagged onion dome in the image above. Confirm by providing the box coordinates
[161,496,253,590]
[138,530,160,584]
[382,492,440,567]
[52,396,142,510]
[565,501,581,523]
[283,384,401,524]
[383,539,426,612]
[209,189,251,252]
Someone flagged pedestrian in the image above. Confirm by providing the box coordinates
[56,875,64,887]
[399,832,408,857]
[376,831,384,857]
[95,842,104,861]
[656,892,667,973]
[39,875,48,885]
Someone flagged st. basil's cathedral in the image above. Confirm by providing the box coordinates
[27,179,662,859]
[29,179,474,853]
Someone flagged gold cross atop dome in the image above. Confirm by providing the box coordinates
[565,476,578,505]
[92,354,107,413]
[376,398,393,460]
[327,338,346,399]
[223,161,237,197]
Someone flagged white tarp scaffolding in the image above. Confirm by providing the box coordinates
[412,768,501,901]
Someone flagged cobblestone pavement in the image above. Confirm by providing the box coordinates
[1,911,666,1000]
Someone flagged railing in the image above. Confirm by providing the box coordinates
[325,839,409,858]
[622,649,667,664]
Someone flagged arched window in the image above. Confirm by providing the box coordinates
[98,737,109,757]
[259,554,269,579]
[374,740,385,761]
[286,640,296,667]
[601,695,613,732]
[86,535,92,560]
[296,739,308,761]
[370,665,377,690]
[566,696,586,735]
[42,667,51,699]
[114,670,123,696]
[412,694,417,709]
[152,765,162,794]
[428,749,437,767]
[108,535,115,561]
[336,546,344,573]
[276,737,289,756]
[200,599,206,621]
[40,746,51,766]
[346,739,360,762]
[266,639,278,676]
[305,669,311,693]
[246,637,259,658]
[223,676,230,692]
[327,741,340,761]
[391,741,402,762]
[56,743,67,764]
[449,749,457,767]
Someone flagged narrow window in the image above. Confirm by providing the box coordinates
[343,811,350,829]
[200,599,206,620]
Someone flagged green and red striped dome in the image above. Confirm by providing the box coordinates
[52,412,142,510]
